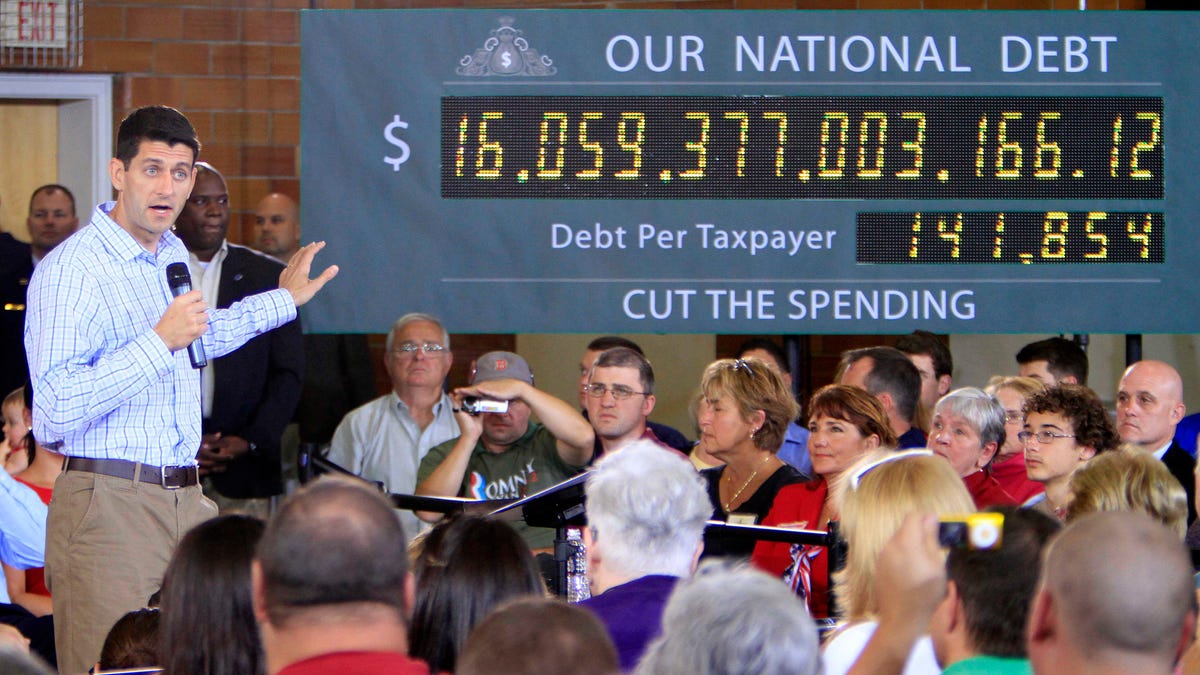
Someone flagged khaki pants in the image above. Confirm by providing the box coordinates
[46,469,217,675]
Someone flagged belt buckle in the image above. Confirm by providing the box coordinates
[160,466,186,490]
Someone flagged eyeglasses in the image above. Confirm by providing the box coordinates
[1017,430,1076,444]
[586,383,647,400]
[392,342,446,356]
[1003,411,1023,424]
[849,449,934,489]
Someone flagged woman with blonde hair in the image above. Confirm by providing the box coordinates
[821,451,976,675]
[751,384,896,619]
[1067,445,1187,538]
[696,358,805,559]
[983,375,1046,502]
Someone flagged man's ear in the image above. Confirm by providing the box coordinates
[877,391,896,414]
[109,157,126,193]
[1173,607,1197,665]
[642,394,656,418]
[1027,587,1056,647]
[251,560,269,624]
[942,580,963,635]
[403,571,416,620]
[937,374,953,398]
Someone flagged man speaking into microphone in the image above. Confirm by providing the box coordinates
[23,105,338,674]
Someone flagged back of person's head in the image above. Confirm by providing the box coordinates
[944,506,1061,658]
[736,337,789,373]
[587,336,644,355]
[983,375,1044,400]
[895,330,953,379]
[1016,337,1088,385]
[98,608,161,671]
[808,383,898,448]
[593,346,655,395]
[839,346,922,422]
[115,105,200,166]
[160,514,264,675]
[0,647,52,675]
[586,441,710,579]
[933,387,1007,452]
[458,597,619,675]
[1034,511,1194,668]
[256,476,410,626]
[837,451,975,620]
[1066,446,1188,538]
[700,357,799,452]
[1024,384,1119,454]
[409,514,545,672]
[634,562,820,675]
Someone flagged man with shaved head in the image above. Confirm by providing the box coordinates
[1026,511,1196,675]
[1116,360,1194,523]
[254,193,301,264]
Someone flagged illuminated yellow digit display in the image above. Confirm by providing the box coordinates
[858,211,1163,264]
[442,96,1162,203]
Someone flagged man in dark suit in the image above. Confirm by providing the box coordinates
[174,163,303,514]
[1,185,79,398]
[0,229,32,398]
[1116,359,1195,524]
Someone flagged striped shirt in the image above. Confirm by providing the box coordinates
[24,202,296,467]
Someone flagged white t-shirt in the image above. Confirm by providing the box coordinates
[822,620,942,675]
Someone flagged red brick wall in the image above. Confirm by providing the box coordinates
[77,0,1142,244]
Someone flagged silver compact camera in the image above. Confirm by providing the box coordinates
[461,397,509,415]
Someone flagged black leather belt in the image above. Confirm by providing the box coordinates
[63,457,199,489]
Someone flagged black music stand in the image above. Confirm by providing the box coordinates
[490,472,590,597]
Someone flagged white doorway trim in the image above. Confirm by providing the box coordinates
[0,73,112,211]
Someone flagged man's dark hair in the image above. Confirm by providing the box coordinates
[98,608,161,671]
[457,597,618,675]
[586,335,644,356]
[947,506,1062,658]
[1016,337,1088,385]
[1024,384,1120,454]
[256,476,409,626]
[115,105,200,167]
[27,184,76,217]
[592,346,655,395]
[895,330,953,379]
[737,337,789,373]
[839,346,921,422]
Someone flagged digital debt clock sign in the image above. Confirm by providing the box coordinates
[300,10,1193,334]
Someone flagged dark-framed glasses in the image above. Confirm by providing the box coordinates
[586,383,647,400]
[1017,430,1075,444]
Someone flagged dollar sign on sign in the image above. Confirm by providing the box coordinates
[383,115,410,171]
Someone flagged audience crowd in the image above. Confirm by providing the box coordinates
[2,104,1199,675]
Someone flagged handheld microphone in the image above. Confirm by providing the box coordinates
[165,262,208,369]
